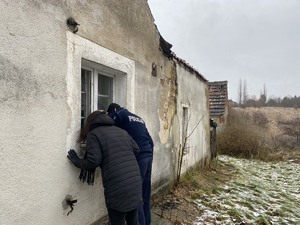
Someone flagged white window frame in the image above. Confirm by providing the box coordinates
[81,64,115,127]
[66,31,135,149]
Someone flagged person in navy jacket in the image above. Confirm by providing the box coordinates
[107,103,154,225]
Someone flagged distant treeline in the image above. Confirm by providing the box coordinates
[232,95,300,108]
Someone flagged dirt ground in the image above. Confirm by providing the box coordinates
[151,160,237,225]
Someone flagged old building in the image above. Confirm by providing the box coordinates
[208,81,228,125]
[0,1,211,224]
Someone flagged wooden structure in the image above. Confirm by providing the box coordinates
[208,81,228,123]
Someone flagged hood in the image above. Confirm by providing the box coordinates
[92,114,115,126]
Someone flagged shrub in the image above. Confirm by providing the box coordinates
[252,111,269,128]
[217,108,279,161]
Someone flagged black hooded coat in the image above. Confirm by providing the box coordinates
[80,114,142,212]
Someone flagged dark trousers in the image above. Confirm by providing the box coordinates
[107,208,138,225]
[137,156,153,225]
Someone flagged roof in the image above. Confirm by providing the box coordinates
[208,81,228,117]
[159,34,208,82]
[172,53,208,82]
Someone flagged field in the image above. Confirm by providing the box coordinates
[217,107,300,162]
[233,107,300,161]
[234,107,300,140]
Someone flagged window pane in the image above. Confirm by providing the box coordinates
[81,69,91,129]
[98,74,113,111]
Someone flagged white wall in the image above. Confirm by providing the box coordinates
[176,64,211,174]
[0,1,79,224]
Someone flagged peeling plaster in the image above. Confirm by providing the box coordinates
[158,62,177,144]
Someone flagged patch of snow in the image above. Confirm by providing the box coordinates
[193,155,300,224]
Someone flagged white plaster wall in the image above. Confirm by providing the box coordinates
[0,1,136,224]
[0,2,108,225]
[0,2,73,225]
[176,65,211,174]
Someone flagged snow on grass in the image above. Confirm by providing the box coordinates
[194,155,300,225]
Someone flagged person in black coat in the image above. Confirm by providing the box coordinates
[107,103,154,225]
[67,110,142,225]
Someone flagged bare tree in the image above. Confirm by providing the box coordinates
[263,83,267,100]
[242,79,248,105]
[259,83,267,106]
[237,79,242,105]
[175,114,204,187]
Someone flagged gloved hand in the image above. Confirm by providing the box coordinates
[67,149,81,168]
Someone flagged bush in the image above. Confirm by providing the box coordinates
[252,111,269,128]
[217,108,281,161]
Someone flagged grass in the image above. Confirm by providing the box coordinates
[152,158,238,224]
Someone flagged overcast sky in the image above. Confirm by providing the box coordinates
[148,0,300,101]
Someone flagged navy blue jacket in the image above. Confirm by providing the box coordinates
[110,108,154,158]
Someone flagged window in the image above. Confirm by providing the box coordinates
[182,107,188,139]
[66,32,135,149]
[182,107,189,154]
[81,69,92,128]
[81,67,113,129]
[97,74,113,111]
